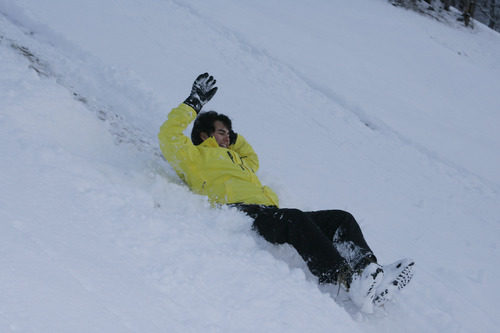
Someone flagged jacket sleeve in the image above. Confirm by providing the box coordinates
[158,103,200,179]
[230,134,259,173]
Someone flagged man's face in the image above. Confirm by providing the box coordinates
[212,120,230,148]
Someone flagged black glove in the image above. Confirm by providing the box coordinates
[184,73,218,113]
[229,130,238,145]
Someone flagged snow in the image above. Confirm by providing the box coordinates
[1,0,499,331]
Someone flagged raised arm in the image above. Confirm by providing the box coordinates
[158,103,199,172]
[158,73,218,179]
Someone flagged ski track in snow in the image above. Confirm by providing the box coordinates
[0,5,165,162]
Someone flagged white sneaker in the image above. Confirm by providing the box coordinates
[373,258,415,307]
[348,263,384,313]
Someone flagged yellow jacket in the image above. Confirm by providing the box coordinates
[158,103,279,207]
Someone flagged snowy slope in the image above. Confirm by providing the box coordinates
[1,0,499,332]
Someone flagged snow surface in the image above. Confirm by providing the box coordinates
[1,0,499,331]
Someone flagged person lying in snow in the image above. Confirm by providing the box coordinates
[158,73,414,313]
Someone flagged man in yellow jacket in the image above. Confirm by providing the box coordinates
[158,103,278,207]
[158,73,414,314]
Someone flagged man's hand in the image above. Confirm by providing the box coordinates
[229,130,238,145]
[184,73,218,113]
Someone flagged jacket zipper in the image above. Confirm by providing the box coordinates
[227,151,245,171]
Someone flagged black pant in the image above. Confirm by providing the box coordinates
[236,205,377,284]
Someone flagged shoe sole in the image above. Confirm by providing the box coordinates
[359,266,384,313]
[373,261,414,306]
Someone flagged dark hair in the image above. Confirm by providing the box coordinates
[191,111,232,145]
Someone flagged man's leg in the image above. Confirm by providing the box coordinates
[305,210,377,271]
[238,205,388,313]
[237,205,350,284]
